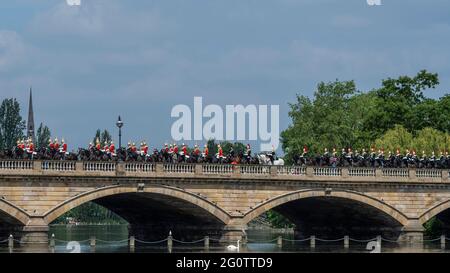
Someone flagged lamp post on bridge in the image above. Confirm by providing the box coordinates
[116,116,124,149]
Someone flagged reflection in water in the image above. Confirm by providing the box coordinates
[0,225,447,253]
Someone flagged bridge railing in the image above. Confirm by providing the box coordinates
[163,164,195,174]
[125,163,155,173]
[382,168,409,178]
[313,167,342,176]
[416,169,442,178]
[202,164,233,174]
[240,165,271,175]
[83,162,116,172]
[0,160,450,182]
[0,160,33,170]
[277,166,306,176]
[348,168,376,177]
[42,161,76,171]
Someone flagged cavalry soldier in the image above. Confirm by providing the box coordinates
[268,145,276,164]
[103,141,109,153]
[109,141,116,155]
[17,139,23,151]
[142,141,149,155]
[193,144,200,156]
[202,144,209,159]
[131,143,137,153]
[302,146,308,157]
[49,139,54,150]
[362,148,368,159]
[347,148,353,159]
[182,143,188,156]
[246,144,252,162]
[323,148,330,158]
[430,151,436,168]
[88,142,94,150]
[377,149,385,167]
[168,144,174,154]
[95,138,101,151]
[20,139,26,150]
[420,150,428,167]
[61,139,68,154]
[217,144,224,162]
[341,148,347,158]
[164,143,169,153]
[28,139,35,153]
[173,143,179,155]
[54,138,60,151]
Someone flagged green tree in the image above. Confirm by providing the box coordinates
[281,80,359,161]
[413,127,448,155]
[0,98,25,150]
[374,125,413,153]
[93,129,112,145]
[36,123,51,150]
[363,70,439,140]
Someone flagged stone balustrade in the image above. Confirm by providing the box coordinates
[0,160,449,183]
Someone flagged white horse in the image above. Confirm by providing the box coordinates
[257,154,284,166]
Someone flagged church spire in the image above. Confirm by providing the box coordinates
[27,87,35,143]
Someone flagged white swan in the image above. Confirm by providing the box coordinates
[226,240,240,252]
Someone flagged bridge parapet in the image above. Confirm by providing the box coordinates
[0,160,449,183]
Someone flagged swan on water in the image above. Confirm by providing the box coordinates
[226,240,240,251]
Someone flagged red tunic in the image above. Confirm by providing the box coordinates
[54,143,60,150]
[29,143,34,152]
[194,148,200,156]
[182,147,187,155]
[96,143,101,150]
[50,143,55,150]
[62,143,68,152]
[104,145,109,152]
[143,146,148,154]
[204,148,209,156]
[218,148,223,157]
[174,147,179,154]
[109,144,115,153]
[131,146,137,153]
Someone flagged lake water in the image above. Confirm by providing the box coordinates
[0,225,447,253]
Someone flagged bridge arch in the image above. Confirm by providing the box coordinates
[43,185,231,225]
[242,189,409,226]
[0,199,30,226]
[419,199,450,225]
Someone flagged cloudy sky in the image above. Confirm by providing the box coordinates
[1,0,449,152]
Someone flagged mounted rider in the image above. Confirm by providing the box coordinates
[103,141,109,154]
[109,141,116,156]
[299,146,308,165]
[377,149,385,167]
[202,144,209,161]
[61,138,68,159]
[217,144,225,163]
[54,138,60,151]
[193,144,200,162]
[430,151,436,168]
[246,144,252,162]
[95,138,101,151]
[267,145,276,164]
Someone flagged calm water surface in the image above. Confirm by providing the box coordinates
[0,225,447,253]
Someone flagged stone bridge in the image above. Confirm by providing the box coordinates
[1,160,450,245]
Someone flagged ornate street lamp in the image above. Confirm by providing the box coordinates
[116,116,124,149]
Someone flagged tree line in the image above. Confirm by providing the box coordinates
[281,70,450,161]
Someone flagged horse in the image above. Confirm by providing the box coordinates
[257,153,284,166]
